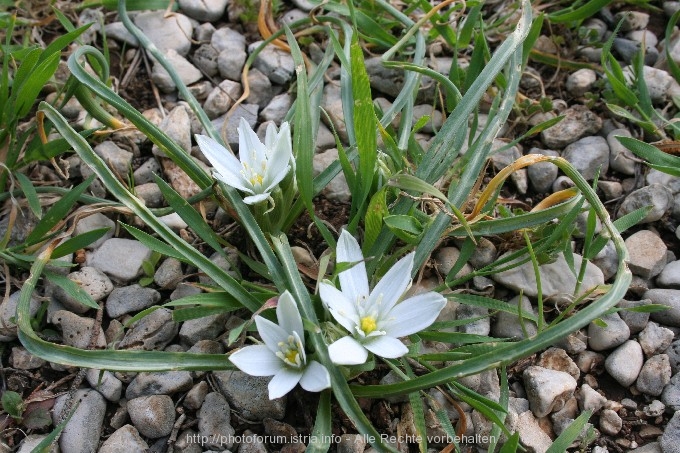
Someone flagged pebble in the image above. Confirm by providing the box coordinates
[261,93,293,123]
[526,148,559,193]
[492,252,604,302]
[0,291,41,341]
[605,340,644,387]
[126,371,193,399]
[86,369,123,402]
[98,424,149,452]
[338,434,366,453]
[660,410,680,453]
[106,284,161,318]
[104,22,139,47]
[625,230,668,279]
[491,295,537,339]
[658,260,680,287]
[94,141,132,176]
[576,350,605,373]
[433,246,473,280]
[456,304,490,336]
[73,212,115,250]
[614,10,649,31]
[213,370,286,420]
[250,41,295,85]
[489,141,528,193]
[412,104,445,133]
[628,66,675,103]
[646,289,680,327]
[607,129,637,175]
[53,266,113,314]
[639,322,675,357]
[197,392,236,449]
[184,381,210,411]
[50,310,107,349]
[118,307,179,350]
[11,346,45,369]
[178,0,228,21]
[218,46,248,81]
[662,373,680,411]
[133,11,193,56]
[552,175,576,193]
[644,400,666,417]
[630,442,662,453]
[505,405,553,452]
[636,354,672,396]
[133,158,161,185]
[647,168,680,194]
[179,312,229,345]
[523,366,577,418]
[127,395,176,439]
[537,347,580,380]
[561,136,610,180]
[599,409,623,435]
[86,238,152,283]
[592,240,618,281]
[52,389,106,453]
[154,257,184,289]
[618,299,652,334]
[245,68,274,107]
[598,180,623,200]
[16,434,58,453]
[540,105,602,149]
[667,340,680,373]
[577,384,607,413]
[566,68,597,97]
[135,182,164,208]
[151,49,203,93]
[321,84,347,142]
[313,148,351,202]
[618,184,674,224]
[588,312,631,351]
[203,80,242,119]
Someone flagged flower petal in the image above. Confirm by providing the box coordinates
[363,335,408,359]
[238,117,267,170]
[367,252,414,313]
[328,336,369,365]
[299,360,331,392]
[381,292,447,337]
[255,315,289,353]
[262,164,291,193]
[229,345,281,376]
[268,367,303,399]
[276,291,304,341]
[319,281,359,333]
[243,192,271,205]
[263,122,293,186]
[195,135,251,192]
[336,230,369,304]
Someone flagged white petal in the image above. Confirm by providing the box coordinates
[243,192,271,204]
[318,282,359,333]
[268,367,303,399]
[336,230,369,304]
[195,135,249,190]
[262,164,291,193]
[299,360,331,392]
[276,291,304,341]
[263,126,292,186]
[255,315,289,353]
[229,345,282,376]
[328,336,369,365]
[382,292,447,337]
[367,252,414,313]
[363,335,408,359]
[238,117,267,169]
[213,171,253,194]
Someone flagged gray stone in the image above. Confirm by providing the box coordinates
[412,104,445,134]
[598,180,623,200]
[261,93,293,123]
[456,304,490,336]
[588,312,630,351]
[191,44,219,77]
[98,424,149,453]
[592,240,618,281]
[11,346,45,369]
[126,371,193,399]
[644,400,665,417]
[561,136,610,180]
[210,103,258,151]
[198,247,239,286]
[627,66,674,103]
[614,10,649,31]
[523,366,577,418]
[52,389,106,453]
[662,373,680,411]
[660,410,680,453]
[615,39,658,65]
[647,289,680,327]
[94,141,133,176]
[0,291,41,341]
[194,22,215,42]
[631,442,662,453]
[313,148,351,202]
[321,84,347,142]
[433,247,473,280]
[16,434,58,453]
[133,11,193,56]
[491,295,537,340]
[667,340,680,373]
[239,429,267,453]
[86,238,152,283]
[127,395,175,439]
[106,284,161,318]
[605,340,644,387]
[599,409,623,435]
[626,230,668,279]
[249,41,295,85]
[72,213,115,250]
[574,209,602,238]
[580,18,608,44]
[151,49,203,93]
[154,257,184,290]
[489,140,528,193]
[213,370,286,420]
[118,307,178,350]
[198,392,235,449]
[203,79,243,119]
[540,105,602,149]
[364,57,436,103]
[86,369,123,402]
[552,175,576,193]
[104,22,139,46]
[212,26,246,52]
[53,266,112,314]
[637,354,672,396]
[639,322,675,357]
[607,128,637,175]
[244,68,274,107]
[554,333,588,355]
[179,0,228,21]
[576,384,606,413]
[537,347,580,380]
[133,158,161,185]
[647,168,680,194]
[50,310,106,349]
[184,381,209,411]
[659,260,680,287]
[566,68,597,97]
[492,252,604,302]
[618,184,674,223]
[135,182,164,208]
[179,312,229,346]
[337,434,366,453]
[618,299,651,334]
[527,148,559,193]
[218,48,247,82]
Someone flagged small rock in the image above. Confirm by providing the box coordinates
[151,49,203,93]
[562,136,610,180]
[598,180,623,200]
[73,212,115,250]
[179,312,229,346]
[0,292,41,341]
[184,381,209,411]
[412,104,445,133]
[98,424,149,453]
[210,103,258,151]
[592,240,618,281]
[577,384,607,413]
[244,68,274,107]
[617,299,651,334]
[505,406,553,452]
[86,369,123,402]
[127,395,175,439]
[491,295,537,339]
[197,392,235,449]
[554,332,588,355]
[614,10,649,31]
[11,346,45,370]
[133,158,161,185]
[660,410,680,453]
[261,93,293,123]
[433,247,473,280]
[118,307,178,350]
[618,184,674,224]
[566,68,597,97]
[523,366,577,418]
[527,148,559,193]
[126,371,193,399]
[537,347,580,380]
[337,434,366,453]
[540,105,602,149]
[626,230,668,279]
[647,168,680,194]
[86,238,152,283]
[552,175,576,193]
[605,340,644,387]
[313,149,351,202]
[213,370,286,420]
[104,22,139,47]
[644,400,666,417]
[646,289,680,327]
[467,237,497,268]
[639,321,675,356]
[607,129,637,175]
[626,66,674,103]
[636,354,672,396]
[135,182,164,208]
[106,284,161,318]
[250,41,295,85]
[154,257,184,289]
[94,141,133,176]
[50,310,106,349]
[576,350,605,373]
[53,266,113,314]
[239,429,268,453]
[658,260,680,287]
[218,47,247,82]
[456,304,490,336]
[178,0,228,21]
[599,409,623,435]
[203,80,243,119]
[662,373,680,411]
[133,11,193,56]
[588,312,630,351]
[52,389,106,453]
[667,339,680,373]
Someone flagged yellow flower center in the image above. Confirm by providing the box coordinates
[284,349,299,364]
[249,173,264,186]
[276,334,304,368]
[360,316,377,335]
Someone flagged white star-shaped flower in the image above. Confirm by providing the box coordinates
[320,230,447,365]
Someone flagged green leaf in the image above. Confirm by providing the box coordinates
[548,0,613,23]
[119,223,186,262]
[164,291,243,309]
[363,188,388,253]
[498,433,520,453]
[384,215,423,243]
[546,411,592,453]
[51,228,111,259]
[22,407,52,429]
[307,391,332,453]
[1,391,23,419]
[15,172,42,219]
[617,136,680,169]
[44,270,100,310]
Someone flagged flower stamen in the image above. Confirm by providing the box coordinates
[360,316,377,335]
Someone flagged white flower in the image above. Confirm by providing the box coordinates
[229,290,331,399]
[320,230,447,365]
[195,118,292,204]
